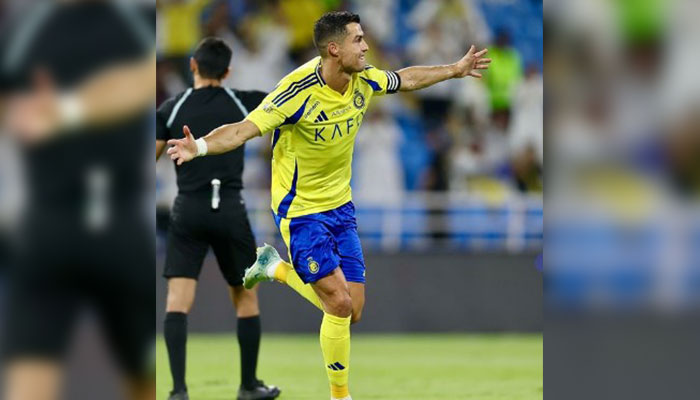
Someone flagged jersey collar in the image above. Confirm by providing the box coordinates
[315,61,326,87]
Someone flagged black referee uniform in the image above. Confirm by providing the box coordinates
[0,0,154,386]
[156,87,267,288]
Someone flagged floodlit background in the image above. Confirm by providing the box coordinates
[155,1,542,399]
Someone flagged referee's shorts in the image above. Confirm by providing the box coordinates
[1,212,154,378]
[164,190,256,287]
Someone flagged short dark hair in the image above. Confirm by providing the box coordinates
[313,11,361,56]
[192,37,232,79]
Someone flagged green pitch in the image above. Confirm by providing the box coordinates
[156,333,542,400]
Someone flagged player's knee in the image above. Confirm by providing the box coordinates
[326,291,352,317]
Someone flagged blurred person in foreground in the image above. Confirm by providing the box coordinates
[166,11,490,400]
[156,37,280,400]
[0,1,155,399]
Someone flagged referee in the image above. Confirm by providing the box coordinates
[156,38,279,400]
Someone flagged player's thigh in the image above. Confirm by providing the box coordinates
[334,202,366,284]
[282,216,341,284]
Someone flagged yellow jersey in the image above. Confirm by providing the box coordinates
[246,57,401,218]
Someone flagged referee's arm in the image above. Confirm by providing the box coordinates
[156,140,167,160]
[166,120,261,166]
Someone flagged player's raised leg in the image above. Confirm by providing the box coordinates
[244,244,323,311]
[312,268,353,400]
[164,278,196,400]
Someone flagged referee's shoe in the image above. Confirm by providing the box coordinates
[238,380,281,400]
[167,390,188,400]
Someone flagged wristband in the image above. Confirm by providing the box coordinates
[58,93,84,129]
[195,137,208,157]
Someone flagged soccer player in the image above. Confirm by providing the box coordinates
[166,11,490,400]
[156,38,280,400]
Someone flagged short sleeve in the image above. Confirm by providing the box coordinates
[155,98,174,141]
[360,65,401,96]
[246,75,316,134]
[239,90,267,111]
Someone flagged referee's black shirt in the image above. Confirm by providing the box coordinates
[0,1,154,214]
[156,87,266,193]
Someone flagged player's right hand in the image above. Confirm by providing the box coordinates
[167,125,198,165]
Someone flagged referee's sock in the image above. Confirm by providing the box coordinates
[164,312,188,393]
[271,260,323,311]
[237,315,261,390]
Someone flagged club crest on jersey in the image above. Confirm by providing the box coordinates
[353,90,365,110]
[307,257,320,274]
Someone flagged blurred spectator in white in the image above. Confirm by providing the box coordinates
[454,77,491,132]
[203,2,292,92]
[454,129,509,178]
[354,106,404,206]
[408,0,491,48]
[407,0,489,123]
[352,0,398,46]
[510,63,543,154]
[509,64,543,193]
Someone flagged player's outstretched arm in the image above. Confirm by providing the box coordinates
[166,120,261,166]
[397,45,491,91]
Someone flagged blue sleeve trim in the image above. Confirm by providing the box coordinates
[281,95,312,126]
[360,77,382,92]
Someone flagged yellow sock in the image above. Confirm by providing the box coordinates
[320,313,351,399]
[273,260,323,311]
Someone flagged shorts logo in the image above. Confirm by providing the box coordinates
[353,90,365,110]
[307,257,320,274]
[263,103,275,113]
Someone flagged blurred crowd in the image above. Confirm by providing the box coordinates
[155,0,544,207]
[546,0,700,313]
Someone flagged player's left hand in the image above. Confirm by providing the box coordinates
[454,45,491,79]
[167,125,198,165]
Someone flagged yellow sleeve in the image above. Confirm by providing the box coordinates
[245,74,318,134]
[360,65,401,97]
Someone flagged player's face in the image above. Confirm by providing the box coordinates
[338,23,369,73]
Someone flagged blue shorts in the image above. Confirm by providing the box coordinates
[274,202,366,284]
